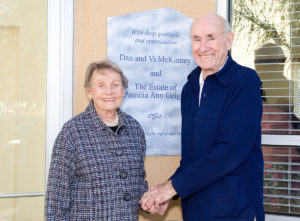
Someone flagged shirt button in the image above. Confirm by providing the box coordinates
[123,193,131,201]
[120,170,128,179]
[115,148,123,156]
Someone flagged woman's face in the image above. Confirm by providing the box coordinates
[87,68,125,115]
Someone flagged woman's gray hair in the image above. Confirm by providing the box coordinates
[84,60,128,89]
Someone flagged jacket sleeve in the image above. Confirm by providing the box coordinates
[169,84,188,182]
[171,70,262,200]
[45,128,77,221]
[138,124,148,196]
[169,86,186,181]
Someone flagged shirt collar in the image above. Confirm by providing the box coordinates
[198,56,228,84]
[189,54,235,89]
[85,101,129,131]
[218,56,228,73]
[199,72,204,86]
[213,54,235,87]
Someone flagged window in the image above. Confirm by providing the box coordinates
[231,0,300,216]
[0,0,47,220]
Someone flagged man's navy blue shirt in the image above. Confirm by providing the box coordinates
[171,55,265,221]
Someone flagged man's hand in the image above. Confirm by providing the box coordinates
[139,180,176,215]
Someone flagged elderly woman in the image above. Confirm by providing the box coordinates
[46,60,148,220]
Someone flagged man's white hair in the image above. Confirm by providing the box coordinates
[221,16,232,34]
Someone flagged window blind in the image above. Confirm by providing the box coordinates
[231,0,300,216]
[263,145,300,214]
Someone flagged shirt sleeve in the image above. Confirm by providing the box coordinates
[171,70,262,200]
[46,128,77,221]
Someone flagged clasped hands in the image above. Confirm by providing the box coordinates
[139,180,177,215]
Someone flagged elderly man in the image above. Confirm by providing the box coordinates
[140,13,265,221]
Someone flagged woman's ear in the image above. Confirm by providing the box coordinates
[87,89,92,100]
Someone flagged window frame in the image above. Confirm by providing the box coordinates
[45,0,74,185]
[217,0,300,220]
[0,0,74,201]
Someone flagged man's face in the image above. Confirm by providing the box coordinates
[191,15,234,77]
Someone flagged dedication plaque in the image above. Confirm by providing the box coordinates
[107,8,196,155]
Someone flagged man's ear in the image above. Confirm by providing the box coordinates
[226,33,234,50]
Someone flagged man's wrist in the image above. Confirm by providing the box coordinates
[167,180,177,197]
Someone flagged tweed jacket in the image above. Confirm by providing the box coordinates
[46,101,148,221]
